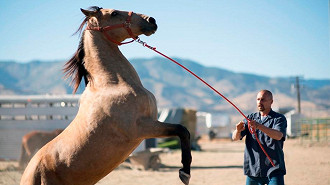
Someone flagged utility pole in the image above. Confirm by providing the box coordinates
[295,76,301,114]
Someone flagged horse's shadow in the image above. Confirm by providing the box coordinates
[159,164,243,172]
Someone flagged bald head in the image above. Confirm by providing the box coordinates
[259,90,273,100]
[257,90,273,115]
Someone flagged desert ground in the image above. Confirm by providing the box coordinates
[0,138,329,185]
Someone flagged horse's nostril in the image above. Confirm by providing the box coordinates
[148,17,156,25]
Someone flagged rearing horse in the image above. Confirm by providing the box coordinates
[20,7,191,185]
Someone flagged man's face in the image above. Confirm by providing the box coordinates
[256,91,273,112]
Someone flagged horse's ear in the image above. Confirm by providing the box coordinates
[80,8,98,17]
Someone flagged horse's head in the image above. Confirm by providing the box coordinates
[64,7,158,93]
[81,7,157,44]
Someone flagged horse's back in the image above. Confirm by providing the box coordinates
[23,130,62,149]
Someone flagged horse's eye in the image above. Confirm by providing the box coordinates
[111,11,118,16]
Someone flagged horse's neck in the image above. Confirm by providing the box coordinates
[83,32,142,88]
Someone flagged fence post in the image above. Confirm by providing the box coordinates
[299,120,303,145]
[310,120,313,142]
[317,119,320,142]
[326,120,328,141]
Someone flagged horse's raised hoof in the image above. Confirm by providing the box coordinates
[179,169,190,185]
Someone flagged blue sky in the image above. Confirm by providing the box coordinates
[0,0,329,79]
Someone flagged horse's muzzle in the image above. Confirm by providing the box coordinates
[148,17,156,25]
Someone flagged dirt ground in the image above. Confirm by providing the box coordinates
[1,138,329,185]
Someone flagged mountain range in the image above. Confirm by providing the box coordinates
[1,58,329,118]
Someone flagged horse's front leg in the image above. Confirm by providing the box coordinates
[137,120,192,185]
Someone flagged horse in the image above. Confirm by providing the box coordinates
[19,129,63,169]
[20,7,191,185]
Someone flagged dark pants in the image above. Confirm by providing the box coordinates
[246,175,284,185]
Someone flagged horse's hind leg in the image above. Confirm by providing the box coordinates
[19,144,27,169]
[137,120,191,185]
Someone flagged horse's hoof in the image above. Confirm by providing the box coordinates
[179,169,190,185]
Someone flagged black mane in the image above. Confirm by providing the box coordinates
[63,33,88,94]
[63,6,102,93]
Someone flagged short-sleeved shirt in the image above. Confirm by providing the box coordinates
[240,109,287,177]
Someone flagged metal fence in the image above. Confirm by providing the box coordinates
[298,118,330,144]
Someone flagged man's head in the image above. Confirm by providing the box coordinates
[257,90,273,115]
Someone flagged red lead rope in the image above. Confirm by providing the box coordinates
[134,38,276,167]
[87,11,275,166]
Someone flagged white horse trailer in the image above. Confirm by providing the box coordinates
[0,95,80,160]
[285,110,303,138]
[196,112,231,139]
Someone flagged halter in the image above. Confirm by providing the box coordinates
[86,11,137,45]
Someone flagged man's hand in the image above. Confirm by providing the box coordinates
[249,120,284,140]
[232,121,245,141]
[236,121,245,132]
[248,120,260,131]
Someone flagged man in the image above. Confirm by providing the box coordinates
[232,90,287,185]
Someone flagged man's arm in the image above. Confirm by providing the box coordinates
[232,121,245,141]
[250,121,283,140]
